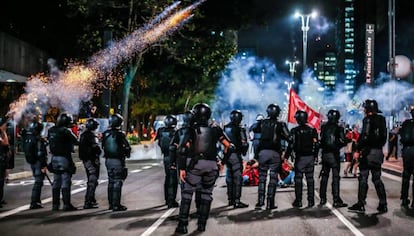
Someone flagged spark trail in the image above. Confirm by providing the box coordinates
[8,0,206,122]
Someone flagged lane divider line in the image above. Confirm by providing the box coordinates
[140,208,177,236]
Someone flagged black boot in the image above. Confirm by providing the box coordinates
[175,199,191,234]
[52,188,60,211]
[401,199,410,209]
[62,188,77,211]
[266,184,277,210]
[294,176,303,208]
[306,177,315,208]
[255,182,265,209]
[112,187,127,212]
[30,184,43,209]
[333,197,348,208]
[108,185,113,210]
[84,184,99,209]
[233,184,248,208]
[227,181,234,206]
[197,200,212,232]
[348,202,365,213]
[234,199,249,208]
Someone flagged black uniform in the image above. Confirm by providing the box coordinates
[348,99,388,213]
[0,120,9,208]
[223,110,249,208]
[256,104,289,210]
[319,110,347,208]
[79,118,102,209]
[22,120,47,209]
[175,103,232,234]
[285,110,319,208]
[154,115,178,208]
[398,109,414,209]
[47,113,79,211]
[102,114,131,212]
[249,114,264,160]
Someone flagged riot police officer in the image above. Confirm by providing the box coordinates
[79,118,102,209]
[348,99,388,213]
[102,114,131,211]
[22,116,48,209]
[0,118,9,208]
[47,113,79,211]
[399,108,414,209]
[154,115,179,208]
[249,114,264,159]
[224,110,249,208]
[285,110,319,208]
[319,110,348,208]
[255,104,289,210]
[175,103,233,234]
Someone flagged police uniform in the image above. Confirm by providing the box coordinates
[319,110,347,208]
[48,113,79,211]
[256,104,289,210]
[154,115,178,208]
[102,114,131,212]
[348,100,388,213]
[22,119,47,209]
[249,114,264,160]
[0,119,9,208]
[285,110,319,208]
[175,103,232,234]
[398,109,414,209]
[79,118,102,209]
[224,110,249,208]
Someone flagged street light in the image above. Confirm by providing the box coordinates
[285,60,300,78]
[294,11,317,69]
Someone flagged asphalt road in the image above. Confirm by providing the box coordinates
[0,155,413,236]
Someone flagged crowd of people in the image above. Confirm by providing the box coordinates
[1,98,414,234]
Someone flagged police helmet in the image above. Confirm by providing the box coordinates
[295,110,308,125]
[182,110,194,126]
[327,109,340,123]
[85,118,99,131]
[363,99,382,113]
[109,114,124,129]
[164,115,177,128]
[56,113,73,127]
[266,104,281,119]
[230,110,243,124]
[256,114,264,121]
[192,103,211,123]
[28,121,44,135]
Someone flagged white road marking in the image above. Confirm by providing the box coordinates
[314,192,364,236]
[0,165,152,219]
[140,208,177,236]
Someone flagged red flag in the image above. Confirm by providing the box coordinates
[287,89,321,130]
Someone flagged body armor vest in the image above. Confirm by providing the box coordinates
[224,123,242,153]
[320,123,342,152]
[400,119,414,146]
[360,114,387,148]
[79,131,101,161]
[48,126,74,157]
[293,125,316,156]
[158,127,175,155]
[103,130,126,159]
[193,126,217,160]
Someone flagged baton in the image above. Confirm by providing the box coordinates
[45,172,53,185]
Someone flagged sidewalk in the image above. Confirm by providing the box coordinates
[8,140,162,181]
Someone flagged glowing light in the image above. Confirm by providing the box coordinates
[8,0,205,122]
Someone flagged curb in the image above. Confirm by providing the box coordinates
[8,161,84,181]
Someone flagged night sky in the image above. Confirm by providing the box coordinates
[0,0,413,75]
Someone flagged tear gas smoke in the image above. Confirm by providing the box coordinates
[211,54,414,128]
